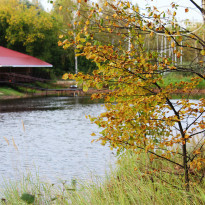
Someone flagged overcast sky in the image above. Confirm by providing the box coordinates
[40,0,203,22]
[135,0,203,21]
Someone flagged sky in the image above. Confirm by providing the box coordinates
[134,0,203,21]
[39,0,203,22]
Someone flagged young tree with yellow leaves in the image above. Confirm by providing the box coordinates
[61,0,205,191]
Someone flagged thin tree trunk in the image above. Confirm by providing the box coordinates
[161,35,163,57]
[174,37,177,65]
[166,98,190,191]
[177,119,189,191]
[177,117,190,191]
[164,36,167,58]
[180,41,183,65]
[182,142,190,191]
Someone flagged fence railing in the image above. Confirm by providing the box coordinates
[0,72,49,83]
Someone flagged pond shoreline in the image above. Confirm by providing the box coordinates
[0,88,204,100]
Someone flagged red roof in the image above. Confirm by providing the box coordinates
[0,46,52,67]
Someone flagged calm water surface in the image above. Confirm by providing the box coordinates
[0,97,115,184]
[0,97,203,185]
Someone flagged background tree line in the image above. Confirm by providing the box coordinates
[1,0,202,78]
[0,0,97,78]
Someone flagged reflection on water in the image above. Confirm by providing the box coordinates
[0,97,115,184]
[0,96,103,112]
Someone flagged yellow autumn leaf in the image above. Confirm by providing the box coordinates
[197,162,202,170]
[171,42,175,48]
[200,50,205,56]
[62,73,69,80]
[176,51,181,58]
[83,83,89,92]
[101,140,106,145]
[62,39,68,44]
[58,41,63,46]
[193,150,201,155]
[77,44,84,49]
[199,124,205,129]
[77,10,80,16]
[80,38,86,42]
[127,2,130,8]
[113,13,117,18]
[59,6,63,11]
[75,34,81,42]
[178,36,182,42]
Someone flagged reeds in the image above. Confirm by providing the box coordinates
[1,151,204,204]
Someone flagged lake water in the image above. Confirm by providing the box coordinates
[0,97,115,184]
[0,97,203,186]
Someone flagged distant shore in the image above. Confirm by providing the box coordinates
[0,88,204,101]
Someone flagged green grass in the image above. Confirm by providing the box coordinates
[67,152,205,205]
[0,81,67,98]
[162,73,205,89]
[0,87,24,97]
[1,151,204,205]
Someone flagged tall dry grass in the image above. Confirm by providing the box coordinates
[1,150,204,204]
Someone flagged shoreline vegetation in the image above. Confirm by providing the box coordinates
[2,151,204,204]
[0,79,205,100]
[0,87,205,100]
[0,88,205,100]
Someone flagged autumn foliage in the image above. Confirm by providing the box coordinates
[61,0,205,190]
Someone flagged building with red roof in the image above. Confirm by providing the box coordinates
[0,46,52,82]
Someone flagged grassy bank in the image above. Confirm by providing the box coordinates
[162,73,205,89]
[1,152,204,204]
[0,86,24,99]
[0,81,72,99]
